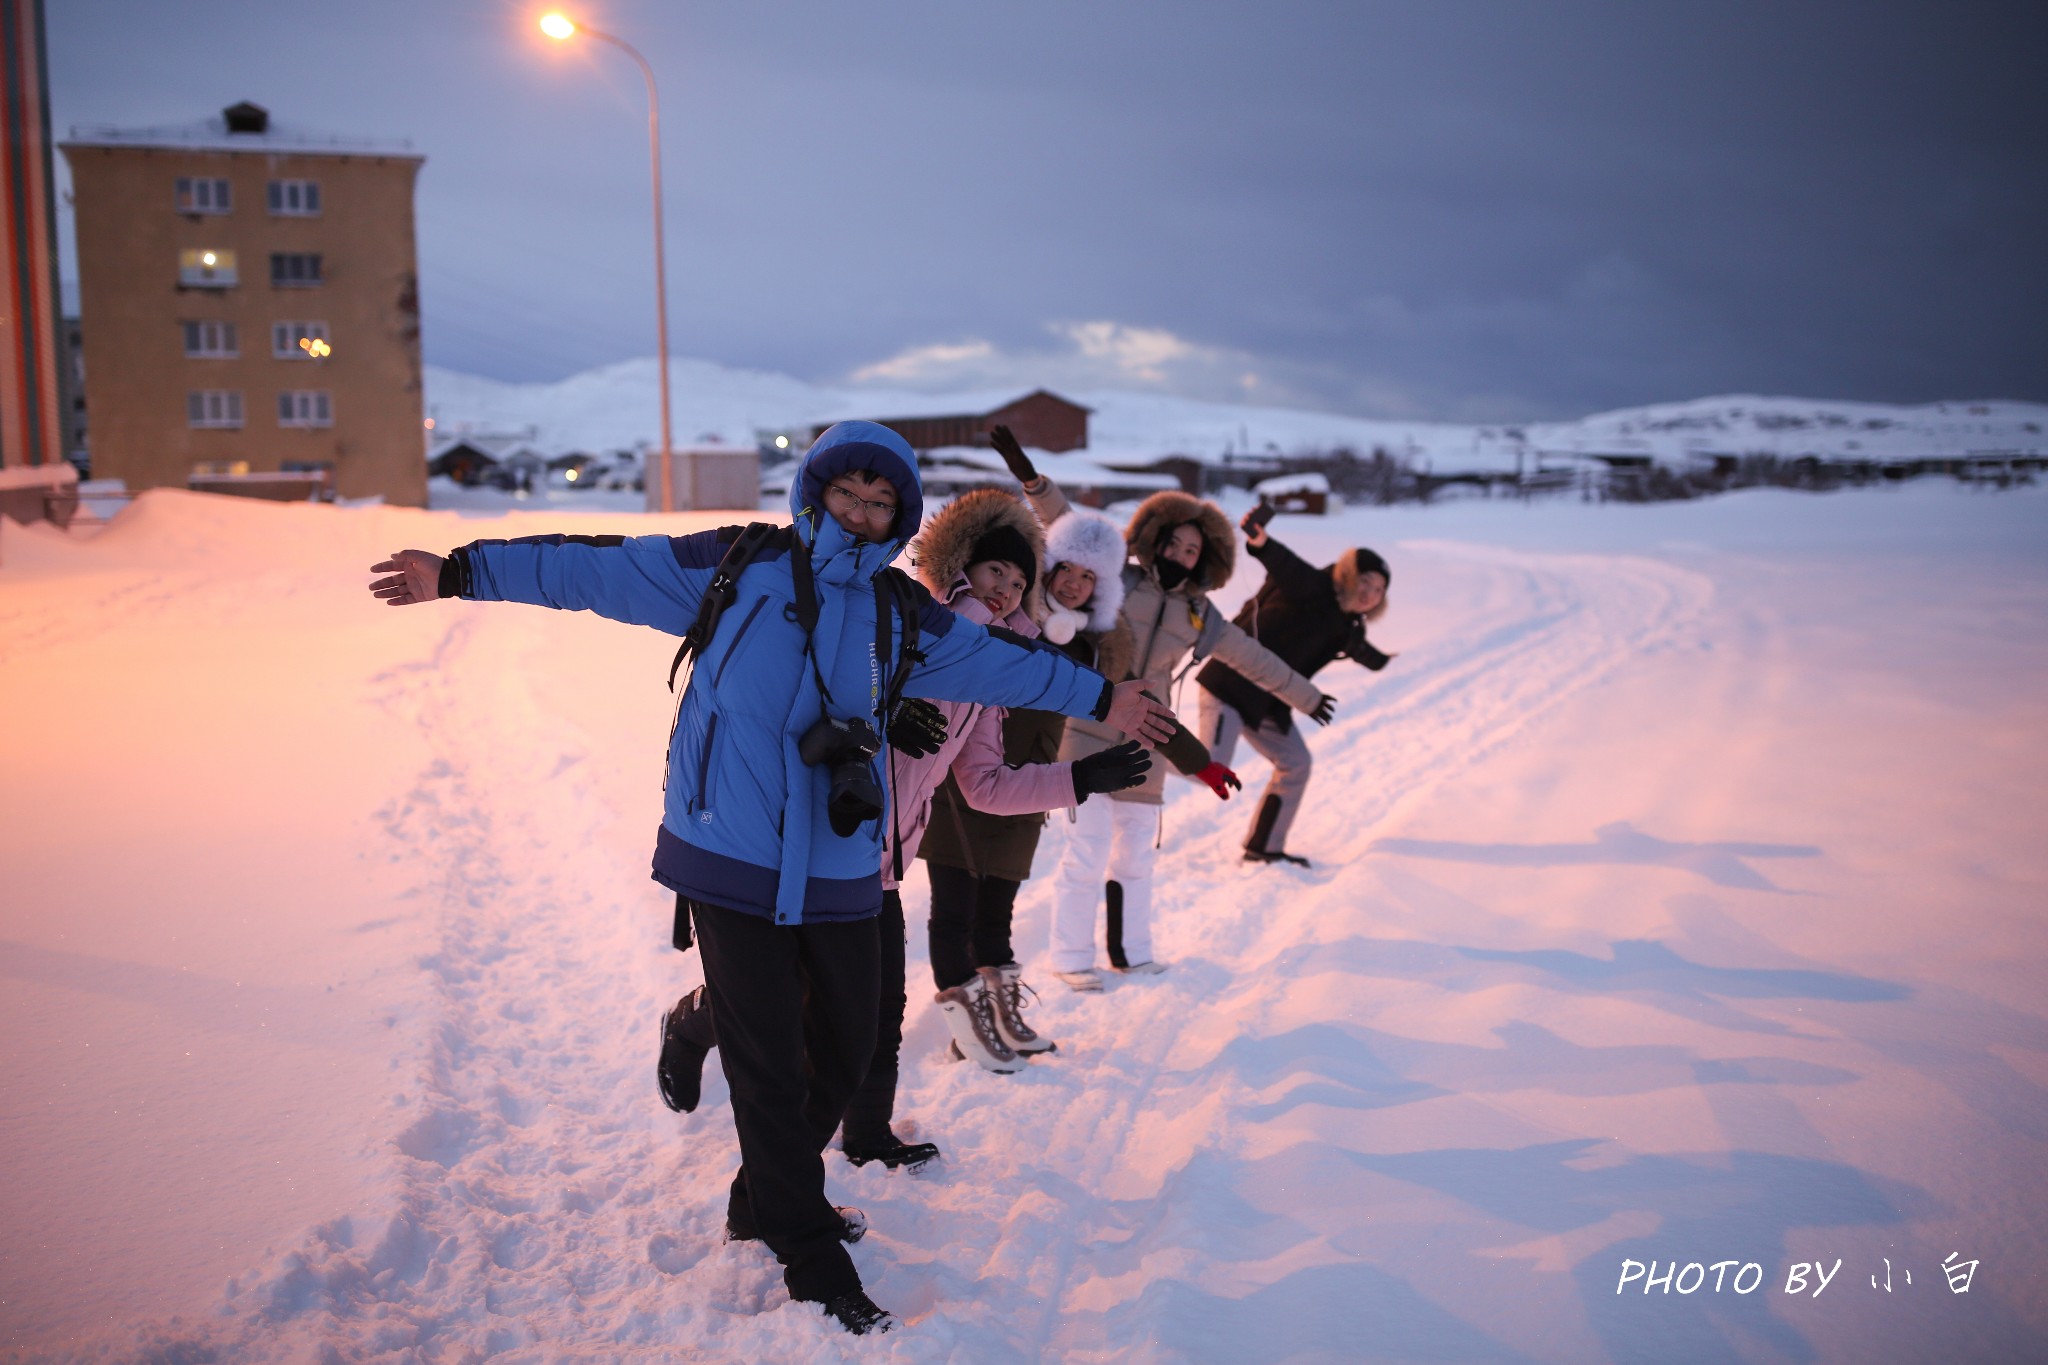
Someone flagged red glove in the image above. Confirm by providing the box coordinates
[1195,762,1241,800]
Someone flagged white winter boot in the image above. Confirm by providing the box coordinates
[934,973,1026,1073]
[985,964,1056,1054]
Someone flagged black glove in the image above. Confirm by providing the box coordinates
[1310,693,1338,726]
[888,697,949,758]
[988,424,1038,483]
[1072,740,1151,797]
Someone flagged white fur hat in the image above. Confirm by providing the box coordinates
[1040,506,1128,643]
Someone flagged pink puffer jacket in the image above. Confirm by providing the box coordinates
[880,580,1079,890]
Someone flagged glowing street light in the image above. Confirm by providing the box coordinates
[201,251,217,266]
[537,11,682,511]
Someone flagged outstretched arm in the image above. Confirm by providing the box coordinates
[369,532,723,635]
[905,603,1174,744]
[368,549,447,606]
[1203,613,1325,718]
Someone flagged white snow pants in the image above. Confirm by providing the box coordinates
[1048,796,1160,972]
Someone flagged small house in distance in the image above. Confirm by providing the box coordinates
[814,389,1090,454]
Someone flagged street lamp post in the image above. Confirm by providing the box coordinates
[539,12,682,511]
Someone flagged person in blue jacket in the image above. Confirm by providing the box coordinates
[368,421,1172,1336]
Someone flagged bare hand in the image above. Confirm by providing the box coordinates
[1105,679,1176,747]
[369,549,446,606]
[1242,518,1269,548]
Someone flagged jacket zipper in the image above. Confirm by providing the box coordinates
[691,714,719,815]
[711,596,769,689]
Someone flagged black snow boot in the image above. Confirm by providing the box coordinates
[657,986,713,1113]
[1243,796,1311,867]
[824,1289,900,1335]
[843,1133,942,1172]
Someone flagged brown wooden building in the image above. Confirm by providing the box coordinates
[816,388,1091,454]
[61,103,428,506]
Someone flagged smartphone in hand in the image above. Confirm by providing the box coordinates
[1243,500,1277,532]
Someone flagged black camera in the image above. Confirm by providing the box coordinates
[798,715,884,836]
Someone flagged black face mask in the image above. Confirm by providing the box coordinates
[1155,556,1194,591]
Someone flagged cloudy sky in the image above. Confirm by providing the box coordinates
[47,0,2048,421]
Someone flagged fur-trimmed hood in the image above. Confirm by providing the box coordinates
[1125,490,1236,593]
[1332,546,1391,623]
[907,488,1046,620]
[1041,506,1129,642]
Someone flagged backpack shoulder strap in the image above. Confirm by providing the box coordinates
[667,522,790,691]
[875,567,929,716]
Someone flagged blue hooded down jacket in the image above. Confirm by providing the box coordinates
[449,421,1114,926]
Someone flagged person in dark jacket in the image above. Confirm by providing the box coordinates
[366,421,1175,1337]
[1194,510,1393,867]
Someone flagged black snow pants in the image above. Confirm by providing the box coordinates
[689,899,879,1304]
[840,890,907,1149]
[925,863,1022,992]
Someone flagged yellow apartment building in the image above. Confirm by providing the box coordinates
[60,102,427,505]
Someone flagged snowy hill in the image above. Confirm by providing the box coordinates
[6,484,2046,1360]
[424,359,2048,476]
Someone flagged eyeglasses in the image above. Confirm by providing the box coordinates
[824,483,899,522]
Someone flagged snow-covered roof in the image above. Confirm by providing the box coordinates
[63,114,417,159]
[1253,471,1330,496]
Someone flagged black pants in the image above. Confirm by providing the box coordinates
[689,899,879,1304]
[840,890,907,1149]
[926,863,1022,991]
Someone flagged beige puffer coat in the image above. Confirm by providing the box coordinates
[1023,478,1323,804]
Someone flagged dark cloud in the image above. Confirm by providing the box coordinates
[47,0,2048,420]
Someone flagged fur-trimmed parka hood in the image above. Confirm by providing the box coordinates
[1041,506,1129,642]
[1125,490,1236,593]
[908,488,1046,620]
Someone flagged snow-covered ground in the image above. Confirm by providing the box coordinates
[424,356,2048,476]
[3,481,2045,1362]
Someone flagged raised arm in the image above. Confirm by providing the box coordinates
[990,424,1076,526]
[1245,529,1329,602]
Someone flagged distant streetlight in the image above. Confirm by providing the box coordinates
[539,11,682,511]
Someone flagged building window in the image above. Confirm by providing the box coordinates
[187,390,245,429]
[182,321,239,357]
[270,253,323,287]
[175,177,232,214]
[272,321,330,358]
[267,180,322,216]
[277,390,333,428]
[178,248,238,288]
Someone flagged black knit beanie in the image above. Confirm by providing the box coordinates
[968,523,1038,596]
[1353,548,1391,584]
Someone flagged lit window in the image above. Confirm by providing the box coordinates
[186,390,245,429]
[175,177,232,214]
[178,248,238,288]
[277,390,333,428]
[267,180,322,217]
[272,321,330,358]
[182,321,239,358]
[270,253,323,287]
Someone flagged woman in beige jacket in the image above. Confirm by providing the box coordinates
[992,428,1333,989]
